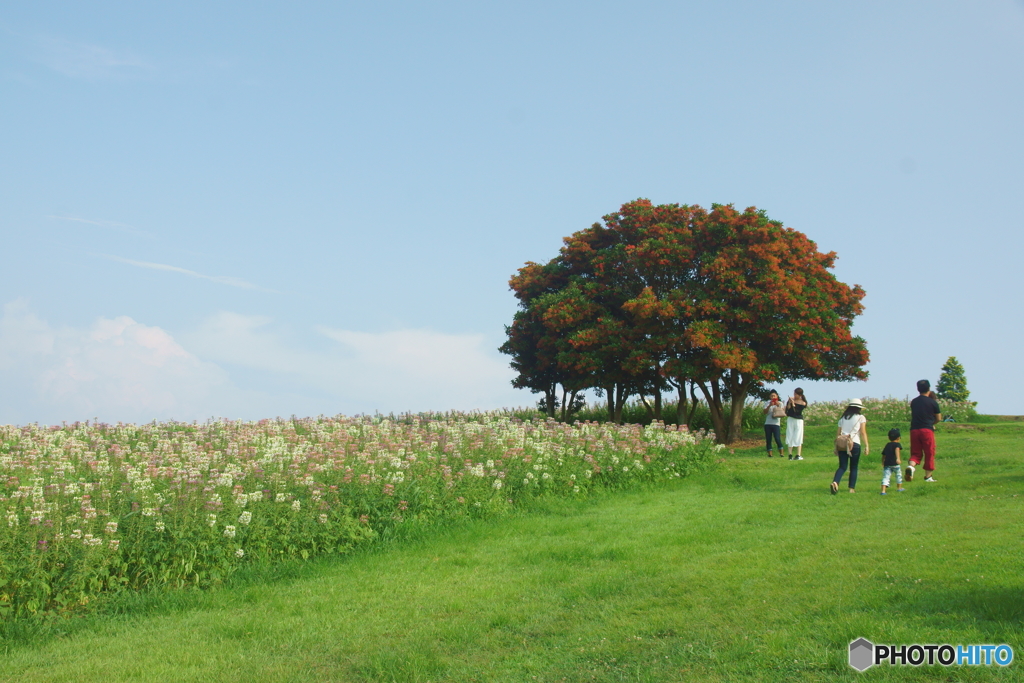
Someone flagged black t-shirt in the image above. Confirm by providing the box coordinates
[910,395,941,430]
[786,399,806,419]
[882,441,902,467]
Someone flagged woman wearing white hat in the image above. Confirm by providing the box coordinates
[831,398,869,494]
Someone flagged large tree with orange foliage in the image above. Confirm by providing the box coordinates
[502,199,869,442]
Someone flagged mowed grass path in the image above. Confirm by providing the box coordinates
[2,423,1022,682]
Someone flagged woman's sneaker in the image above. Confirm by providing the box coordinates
[794,456,804,461]
[924,477,937,482]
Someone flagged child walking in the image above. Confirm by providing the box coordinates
[881,428,905,494]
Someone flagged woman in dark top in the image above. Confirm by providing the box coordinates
[763,390,784,457]
[784,388,807,460]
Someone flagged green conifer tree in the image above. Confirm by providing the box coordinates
[936,356,971,403]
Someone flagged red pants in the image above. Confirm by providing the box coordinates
[910,429,936,471]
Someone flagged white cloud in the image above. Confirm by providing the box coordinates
[33,36,152,80]
[0,304,529,425]
[185,312,525,414]
[103,255,276,292]
[0,301,261,425]
[46,215,153,238]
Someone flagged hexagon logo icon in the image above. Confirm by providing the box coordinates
[849,638,874,671]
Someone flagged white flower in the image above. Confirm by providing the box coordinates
[154,521,165,532]
[207,514,217,528]
[318,514,328,524]
[291,500,301,512]
[238,510,252,525]
[104,521,118,534]
[492,479,503,489]
[275,493,287,503]
[235,548,245,558]
[109,539,120,550]
[223,525,236,539]
[141,507,156,517]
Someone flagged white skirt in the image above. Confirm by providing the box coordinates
[785,418,804,447]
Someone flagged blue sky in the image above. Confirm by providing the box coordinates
[2,0,1023,424]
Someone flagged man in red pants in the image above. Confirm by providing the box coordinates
[906,379,942,483]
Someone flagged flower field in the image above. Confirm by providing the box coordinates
[799,396,978,426]
[0,413,719,620]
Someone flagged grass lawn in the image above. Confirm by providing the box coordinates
[2,421,1022,682]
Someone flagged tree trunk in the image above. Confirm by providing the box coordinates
[613,383,627,424]
[604,384,616,423]
[652,360,663,421]
[567,389,580,420]
[559,385,569,422]
[674,382,687,426]
[725,371,751,443]
[687,382,700,429]
[544,382,557,418]
[697,378,728,443]
[639,395,654,419]
[727,397,746,442]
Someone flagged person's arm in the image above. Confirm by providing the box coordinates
[895,444,901,465]
[860,420,869,455]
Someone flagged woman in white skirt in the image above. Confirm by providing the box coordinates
[785,387,807,460]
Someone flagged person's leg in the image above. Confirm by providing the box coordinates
[907,430,923,481]
[772,425,783,452]
[848,444,861,491]
[790,420,804,459]
[923,430,937,480]
[765,425,773,456]
[896,466,904,491]
[832,452,849,493]
[882,466,891,493]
